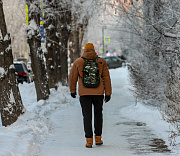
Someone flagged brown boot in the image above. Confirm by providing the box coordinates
[86,138,93,148]
[95,136,103,145]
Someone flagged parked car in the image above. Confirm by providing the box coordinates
[117,55,126,61]
[117,55,127,66]
[102,56,123,69]
[14,62,31,83]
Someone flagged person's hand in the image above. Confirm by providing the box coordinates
[71,92,76,98]
[104,95,111,103]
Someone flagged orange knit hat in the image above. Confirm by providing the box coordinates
[84,43,95,51]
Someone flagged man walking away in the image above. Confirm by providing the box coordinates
[69,43,112,148]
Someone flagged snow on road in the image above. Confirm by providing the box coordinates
[0,67,179,156]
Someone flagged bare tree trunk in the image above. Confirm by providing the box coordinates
[44,7,58,89]
[74,28,80,59]
[43,1,71,86]
[56,2,71,86]
[69,21,81,64]
[79,27,84,54]
[27,0,50,101]
[44,40,57,89]
[69,29,75,64]
[59,37,69,86]
[69,13,89,64]
[56,20,62,83]
[0,0,24,126]
[79,16,89,54]
[69,17,77,64]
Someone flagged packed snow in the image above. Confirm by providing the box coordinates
[0,67,5,78]
[0,30,3,40]
[0,67,179,156]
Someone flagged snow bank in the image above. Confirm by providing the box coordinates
[121,103,169,139]
[117,67,180,153]
[121,102,180,153]
[0,82,74,156]
[109,66,131,92]
[110,66,179,153]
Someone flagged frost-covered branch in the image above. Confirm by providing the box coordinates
[107,0,180,136]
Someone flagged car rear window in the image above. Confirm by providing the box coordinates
[104,58,112,62]
[14,64,24,72]
[111,57,119,61]
[23,63,28,71]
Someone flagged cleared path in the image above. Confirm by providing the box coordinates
[40,68,170,156]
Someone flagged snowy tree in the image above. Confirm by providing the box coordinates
[111,0,179,129]
[0,0,24,126]
[69,0,89,64]
[27,0,50,101]
[102,0,180,137]
[43,0,72,86]
[43,0,103,87]
[43,0,59,89]
[56,0,72,86]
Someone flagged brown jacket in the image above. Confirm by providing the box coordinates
[69,51,112,96]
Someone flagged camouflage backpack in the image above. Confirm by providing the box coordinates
[81,57,100,88]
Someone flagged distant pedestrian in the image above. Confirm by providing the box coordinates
[69,43,112,148]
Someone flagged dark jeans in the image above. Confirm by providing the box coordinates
[80,95,104,138]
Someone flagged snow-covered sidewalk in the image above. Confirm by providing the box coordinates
[39,67,179,156]
[39,97,134,156]
[39,67,135,156]
[0,67,179,156]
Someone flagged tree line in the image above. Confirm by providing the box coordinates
[110,0,179,141]
[0,0,101,126]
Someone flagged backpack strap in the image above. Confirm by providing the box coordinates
[81,57,99,62]
[93,57,99,63]
[81,57,88,63]
[79,57,87,79]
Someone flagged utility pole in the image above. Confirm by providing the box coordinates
[102,26,104,54]
[102,26,106,54]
